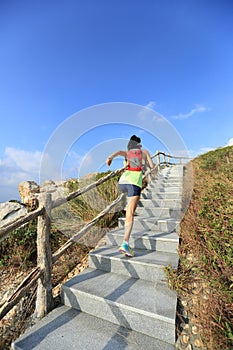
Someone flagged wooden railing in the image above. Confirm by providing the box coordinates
[154,151,191,166]
[0,151,190,321]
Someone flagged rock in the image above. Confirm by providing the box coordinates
[192,325,198,335]
[181,299,188,307]
[0,202,27,228]
[194,339,202,347]
[18,180,68,209]
[18,181,40,209]
[40,180,66,201]
[182,334,190,344]
[185,345,193,350]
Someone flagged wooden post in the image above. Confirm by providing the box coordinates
[162,153,166,165]
[36,193,54,318]
[168,154,171,165]
[156,151,160,168]
[146,163,152,184]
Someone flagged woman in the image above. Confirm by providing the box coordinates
[106,135,154,257]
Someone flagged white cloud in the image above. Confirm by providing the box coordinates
[152,113,166,123]
[5,147,42,173]
[171,105,209,120]
[138,101,157,120]
[226,138,233,146]
[145,101,156,110]
[0,147,43,202]
[187,146,215,159]
[188,140,233,159]
[135,100,168,124]
[62,151,86,179]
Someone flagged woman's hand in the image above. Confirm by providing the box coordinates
[106,151,126,166]
[106,157,112,166]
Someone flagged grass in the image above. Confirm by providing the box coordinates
[166,146,233,349]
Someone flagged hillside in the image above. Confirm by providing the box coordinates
[0,150,233,349]
[169,146,233,349]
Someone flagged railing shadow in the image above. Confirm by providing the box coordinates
[11,307,78,350]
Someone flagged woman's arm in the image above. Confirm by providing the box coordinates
[142,149,154,169]
[106,150,127,166]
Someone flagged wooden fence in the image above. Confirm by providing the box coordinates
[0,151,190,320]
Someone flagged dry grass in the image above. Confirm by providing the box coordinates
[167,146,233,349]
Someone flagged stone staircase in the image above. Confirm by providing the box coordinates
[13,164,183,350]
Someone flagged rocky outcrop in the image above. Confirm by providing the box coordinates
[18,181,40,209]
[17,180,67,209]
[0,202,27,228]
[40,180,66,201]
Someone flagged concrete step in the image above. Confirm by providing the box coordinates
[106,228,179,253]
[61,268,177,344]
[146,192,182,200]
[148,181,183,188]
[89,246,179,283]
[141,190,152,199]
[149,184,183,191]
[135,206,181,219]
[138,198,182,209]
[149,187,183,194]
[141,190,182,201]
[157,174,183,181]
[12,305,174,350]
[118,216,179,233]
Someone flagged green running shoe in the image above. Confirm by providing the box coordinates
[119,242,134,257]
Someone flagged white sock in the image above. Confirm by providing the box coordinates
[123,240,129,246]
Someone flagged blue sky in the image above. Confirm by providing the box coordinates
[0,0,233,202]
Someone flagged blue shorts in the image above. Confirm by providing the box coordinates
[119,184,141,197]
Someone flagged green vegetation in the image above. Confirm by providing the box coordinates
[166,146,233,349]
[0,171,122,270]
[0,220,38,268]
[66,171,124,227]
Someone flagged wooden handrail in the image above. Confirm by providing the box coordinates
[0,267,42,320]
[52,167,124,209]
[0,206,44,240]
[152,151,191,160]
[52,192,125,263]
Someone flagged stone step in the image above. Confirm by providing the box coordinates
[141,190,152,199]
[135,206,181,219]
[146,192,182,200]
[148,180,183,186]
[141,190,182,201]
[118,217,179,233]
[138,198,182,209]
[106,228,179,253]
[157,174,183,181]
[61,268,177,344]
[148,180,183,187]
[12,305,174,350]
[147,186,183,193]
[89,246,179,283]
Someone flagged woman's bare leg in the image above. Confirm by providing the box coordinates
[124,195,140,242]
